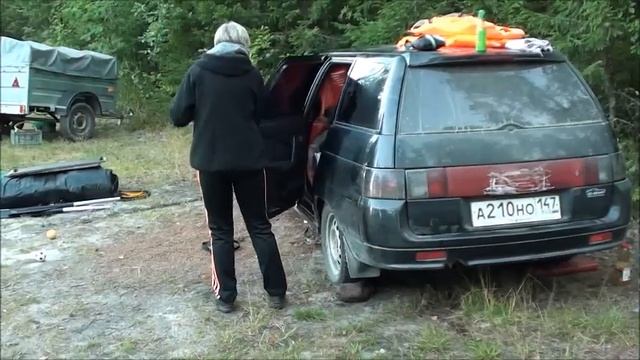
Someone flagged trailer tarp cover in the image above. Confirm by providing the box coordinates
[1,36,117,79]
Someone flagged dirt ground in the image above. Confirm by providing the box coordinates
[1,179,638,359]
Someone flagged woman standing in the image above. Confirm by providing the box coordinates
[170,21,287,313]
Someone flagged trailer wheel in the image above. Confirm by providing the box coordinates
[60,102,96,141]
[0,122,10,136]
[1,115,24,135]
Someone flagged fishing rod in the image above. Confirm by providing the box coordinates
[0,196,121,219]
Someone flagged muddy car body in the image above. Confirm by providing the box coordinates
[260,47,632,283]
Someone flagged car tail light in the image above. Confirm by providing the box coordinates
[19,105,26,114]
[589,231,613,244]
[612,152,627,181]
[585,155,614,184]
[406,154,627,200]
[585,153,627,184]
[363,168,405,199]
[406,168,447,199]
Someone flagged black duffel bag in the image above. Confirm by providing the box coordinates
[0,159,119,209]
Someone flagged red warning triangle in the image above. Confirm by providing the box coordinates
[12,77,20,87]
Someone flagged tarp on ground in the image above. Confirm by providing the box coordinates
[1,36,118,79]
[0,160,119,209]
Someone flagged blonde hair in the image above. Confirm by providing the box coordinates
[214,21,250,48]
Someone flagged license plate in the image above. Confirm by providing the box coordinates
[470,195,561,227]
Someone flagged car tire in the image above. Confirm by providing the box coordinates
[0,121,11,136]
[60,102,96,141]
[321,205,353,284]
[1,115,24,136]
[9,120,24,130]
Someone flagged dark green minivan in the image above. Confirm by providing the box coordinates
[260,47,632,284]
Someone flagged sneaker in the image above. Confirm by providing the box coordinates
[201,240,240,253]
[268,295,286,310]
[216,299,234,313]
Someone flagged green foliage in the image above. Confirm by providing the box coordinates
[1,0,637,206]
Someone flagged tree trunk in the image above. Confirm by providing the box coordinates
[602,54,616,123]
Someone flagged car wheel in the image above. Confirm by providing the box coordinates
[9,121,24,130]
[321,205,352,284]
[60,102,96,141]
[0,121,11,136]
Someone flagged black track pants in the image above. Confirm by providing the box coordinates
[197,170,287,304]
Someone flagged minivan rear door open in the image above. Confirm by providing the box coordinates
[261,56,326,218]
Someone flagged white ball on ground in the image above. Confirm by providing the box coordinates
[46,229,58,240]
[34,250,46,262]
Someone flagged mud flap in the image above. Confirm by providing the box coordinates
[345,241,380,279]
[530,255,599,277]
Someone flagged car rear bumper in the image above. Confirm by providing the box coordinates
[349,226,627,270]
[348,179,631,270]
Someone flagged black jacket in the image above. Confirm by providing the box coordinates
[170,52,266,172]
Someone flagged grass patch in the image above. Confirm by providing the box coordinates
[336,338,386,360]
[413,325,452,355]
[243,305,273,336]
[82,339,103,354]
[460,275,537,327]
[512,336,543,360]
[299,272,329,295]
[341,341,364,360]
[85,340,101,350]
[213,319,301,359]
[467,339,502,360]
[0,293,40,316]
[376,292,428,321]
[0,123,192,187]
[214,326,250,358]
[261,340,304,359]
[12,294,41,307]
[545,306,636,345]
[208,304,301,358]
[293,307,327,322]
[461,288,516,324]
[338,319,374,336]
[117,339,137,355]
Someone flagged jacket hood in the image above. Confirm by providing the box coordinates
[195,53,254,76]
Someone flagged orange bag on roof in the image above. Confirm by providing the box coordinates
[396,13,525,49]
[445,34,506,48]
[408,13,525,39]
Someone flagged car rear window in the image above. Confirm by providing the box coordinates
[398,62,605,134]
